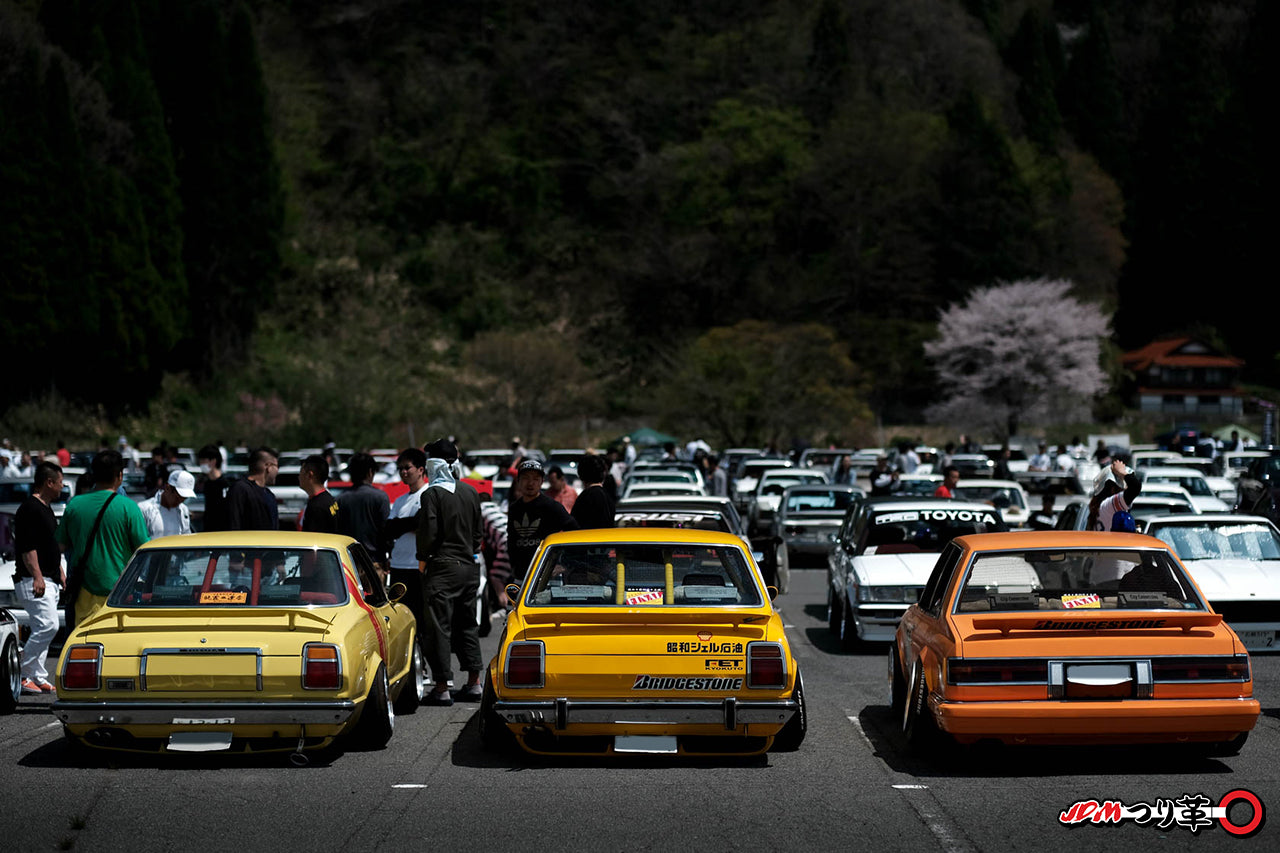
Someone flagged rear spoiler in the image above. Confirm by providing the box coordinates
[970,611,1222,635]
[522,609,768,626]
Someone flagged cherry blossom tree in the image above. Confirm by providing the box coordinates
[924,278,1110,441]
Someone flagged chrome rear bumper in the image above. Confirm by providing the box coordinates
[494,697,796,730]
[52,700,355,726]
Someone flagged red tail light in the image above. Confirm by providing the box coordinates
[62,644,102,690]
[302,643,342,690]
[947,658,1048,684]
[746,642,786,689]
[1152,655,1250,682]
[505,642,545,688]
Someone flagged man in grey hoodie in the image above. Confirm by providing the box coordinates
[417,444,484,705]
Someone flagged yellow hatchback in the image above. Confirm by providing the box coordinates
[52,531,424,760]
[481,528,806,756]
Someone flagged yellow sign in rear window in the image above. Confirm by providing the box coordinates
[1062,593,1101,609]
[626,589,664,606]
[200,591,248,604]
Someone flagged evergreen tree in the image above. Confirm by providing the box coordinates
[1005,8,1063,149]
[1059,0,1127,186]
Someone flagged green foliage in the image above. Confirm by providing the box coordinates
[655,321,870,447]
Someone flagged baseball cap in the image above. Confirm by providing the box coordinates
[518,458,544,475]
[424,438,459,463]
[168,469,197,498]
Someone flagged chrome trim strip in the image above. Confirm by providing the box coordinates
[140,647,264,692]
[51,700,356,726]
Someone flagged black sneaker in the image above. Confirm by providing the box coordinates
[455,684,484,702]
[424,689,454,707]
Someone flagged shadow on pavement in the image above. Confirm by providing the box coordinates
[449,711,770,771]
[20,732,342,770]
[856,704,1239,778]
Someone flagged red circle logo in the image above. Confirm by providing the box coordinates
[1218,789,1265,837]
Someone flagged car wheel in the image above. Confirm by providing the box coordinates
[775,544,790,595]
[770,671,807,752]
[839,596,862,652]
[351,663,395,750]
[902,661,937,751]
[393,641,425,715]
[479,675,516,752]
[1,638,19,714]
[826,586,841,634]
[889,644,907,717]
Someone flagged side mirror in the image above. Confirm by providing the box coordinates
[505,583,522,606]
[767,585,779,601]
[388,582,407,603]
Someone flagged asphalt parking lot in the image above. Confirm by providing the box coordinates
[2,567,1276,852]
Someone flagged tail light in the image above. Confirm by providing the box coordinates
[62,644,103,690]
[947,658,1048,684]
[1152,655,1250,682]
[505,641,545,688]
[302,643,342,690]
[746,642,786,689]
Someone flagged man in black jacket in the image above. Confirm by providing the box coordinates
[507,459,578,581]
[417,452,484,705]
[225,447,279,531]
[336,452,389,570]
[570,453,615,529]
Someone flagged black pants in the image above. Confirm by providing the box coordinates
[422,557,483,684]
[389,567,426,653]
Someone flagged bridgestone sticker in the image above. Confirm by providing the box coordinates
[632,675,744,691]
[1032,619,1167,630]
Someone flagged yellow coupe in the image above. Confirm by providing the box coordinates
[481,528,806,756]
[52,531,424,760]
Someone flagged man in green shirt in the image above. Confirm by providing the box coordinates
[57,450,150,625]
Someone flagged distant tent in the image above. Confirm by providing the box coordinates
[620,427,679,447]
[1211,424,1260,443]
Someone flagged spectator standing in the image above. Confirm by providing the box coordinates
[606,448,625,502]
[708,455,728,497]
[138,470,196,538]
[897,443,920,474]
[1092,439,1111,466]
[622,436,637,468]
[992,447,1013,480]
[1087,459,1141,533]
[196,445,231,532]
[1028,442,1052,472]
[1028,494,1057,530]
[416,454,483,706]
[385,448,429,643]
[939,442,956,471]
[545,465,578,512]
[934,466,960,498]
[143,446,167,494]
[870,456,898,496]
[55,440,71,468]
[1053,445,1076,473]
[570,454,615,530]
[226,447,279,531]
[336,452,389,569]
[1,450,20,477]
[298,454,338,533]
[56,451,150,626]
[832,455,856,485]
[507,459,578,581]
[13,460,65,693]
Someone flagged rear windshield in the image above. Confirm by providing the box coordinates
[527,543,761,607]
[786,491,859,513]
[955,548,1203,613]
[108,547,349,607]
[953,485,1026,510]
[1151,523,1280,561]
[615,511,730,533]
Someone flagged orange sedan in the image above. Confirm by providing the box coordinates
[890,531,1260,754]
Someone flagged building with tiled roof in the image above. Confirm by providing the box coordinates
[1121,336,1245,417]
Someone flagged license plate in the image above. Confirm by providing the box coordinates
[1237,630,1276,651]
[167,732,233,752]
[614,735,678,754]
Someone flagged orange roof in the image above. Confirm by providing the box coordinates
[1122,337,1244,371]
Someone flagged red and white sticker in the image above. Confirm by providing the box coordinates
[626,589,664,606]
[697,631,713,642]
[1063,593,1101,609]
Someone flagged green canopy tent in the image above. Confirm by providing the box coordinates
[618,427,679,447]
[1211,424,1260,443]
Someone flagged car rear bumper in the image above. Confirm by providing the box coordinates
[934,697,1260,740]
[51,699,356,727]
[494,697,796,730]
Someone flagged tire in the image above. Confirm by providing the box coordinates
[770,671,807,752]
[902,661,937,751]
[479,675,516,752]
[1,638,19,714]
[889,644,907,717]
[839,596,862,652]
[393,641,425,715]
[826,586,841,634]
[350,663,395,750]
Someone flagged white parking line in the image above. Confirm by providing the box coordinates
[846,714,875,751]
[391,784,428,789]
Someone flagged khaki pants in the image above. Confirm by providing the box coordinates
[75,587,109,627]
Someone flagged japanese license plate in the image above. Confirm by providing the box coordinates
[1237,630,1276,651]
[167,732,233,752]
[614,735,678,754]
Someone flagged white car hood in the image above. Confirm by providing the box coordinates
[851,553,939,586]
[1184,558,1280,603]
[757,495,782,512]
[1189,496,1231,513]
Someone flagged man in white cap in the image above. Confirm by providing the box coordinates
[138,469,196,538]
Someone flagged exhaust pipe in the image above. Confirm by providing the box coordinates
[289,727,309,767]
